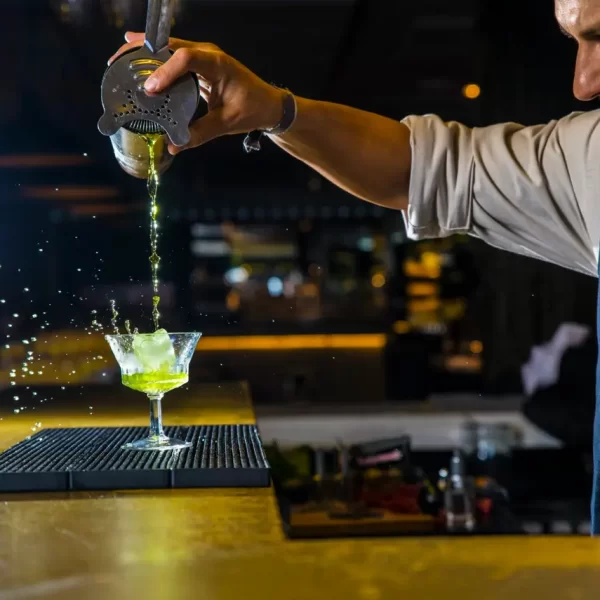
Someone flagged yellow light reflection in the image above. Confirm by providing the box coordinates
[226,291,240,311]
[371,273,386,288]
[407,282,438,296]
[408,298,440,312]
[470,340,483,354]
[197,334,386,351]
[462,83,481,99]
[393,321,411,334]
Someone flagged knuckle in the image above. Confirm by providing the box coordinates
[199,42,221,52]
[212,50,231,72]
[174,47,194,67]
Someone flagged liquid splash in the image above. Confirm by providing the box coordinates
[142,133,162,331]
[110,299,119,334]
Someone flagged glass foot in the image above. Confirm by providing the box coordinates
[121,436,192,451]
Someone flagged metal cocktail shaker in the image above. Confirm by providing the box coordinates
[97,0,200,178]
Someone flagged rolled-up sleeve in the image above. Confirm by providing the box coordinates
[401,111,600,277]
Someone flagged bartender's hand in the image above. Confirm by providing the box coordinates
[109,32,284,155]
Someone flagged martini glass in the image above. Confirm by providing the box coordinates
[106,331,201,451]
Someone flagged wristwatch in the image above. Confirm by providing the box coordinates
[243,86,297,153]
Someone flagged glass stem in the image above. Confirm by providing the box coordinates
[148,393,166,440]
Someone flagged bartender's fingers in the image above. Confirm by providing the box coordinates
[168,108,230,154]
[146,47,226,93]
[108,33,194,65]
[124,31,195,49]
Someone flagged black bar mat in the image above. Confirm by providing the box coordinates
[0,425,270,492]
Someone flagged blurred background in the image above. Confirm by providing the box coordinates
[0,0,598,535]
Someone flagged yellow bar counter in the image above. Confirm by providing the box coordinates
[0,383,599,599]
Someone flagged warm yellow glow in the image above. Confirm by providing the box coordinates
[226,291,240,311]
[298,283,319,297]
[371,273,386,288]
[409,313,440,327]
[404,254,441,279]
[445,355,482,372]
[408,298,440,312]
[441,298,466,320]
[70,205,134,216]
[18,332,387,353]
[0,334,387,388]
[393,321,411,334]
[196,334,386,351]
[470,340,483,354]
[462,83,481,99]
[0,154,90,168]
[406,282,438,296]
[421,252,441,272]
[22,186,119,200]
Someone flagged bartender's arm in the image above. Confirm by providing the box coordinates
[111,33,600,277]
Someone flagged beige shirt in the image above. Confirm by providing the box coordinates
[401,111,600,277]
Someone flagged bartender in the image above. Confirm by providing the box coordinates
[110,0,600,533]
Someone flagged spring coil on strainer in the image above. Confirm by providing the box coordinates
[126,120,165,135]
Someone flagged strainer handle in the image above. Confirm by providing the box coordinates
[144,0,175,54]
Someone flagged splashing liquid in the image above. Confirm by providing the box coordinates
[124,320,132,335]
[110,299,119,334]
[142,133,162,331]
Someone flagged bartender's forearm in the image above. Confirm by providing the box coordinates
[268,97,411,211]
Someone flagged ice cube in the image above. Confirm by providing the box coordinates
[133,329,176,372]
[120,353,142,374]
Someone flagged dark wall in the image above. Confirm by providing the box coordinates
[474,0,597,391]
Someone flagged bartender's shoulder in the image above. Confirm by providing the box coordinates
[547,109,600,144]
[556,109,600,127]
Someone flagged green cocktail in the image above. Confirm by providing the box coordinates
[122,371,188,395]
[106,330,201,451]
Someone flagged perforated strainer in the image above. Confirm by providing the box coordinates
[97,0,200,148]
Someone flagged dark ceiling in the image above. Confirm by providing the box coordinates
[0,0,585,223]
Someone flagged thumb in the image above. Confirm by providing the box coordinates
[168,108,230,154]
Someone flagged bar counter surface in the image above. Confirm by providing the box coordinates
[1,382,599,599]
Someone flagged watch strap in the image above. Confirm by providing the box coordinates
[243,86,296,153]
